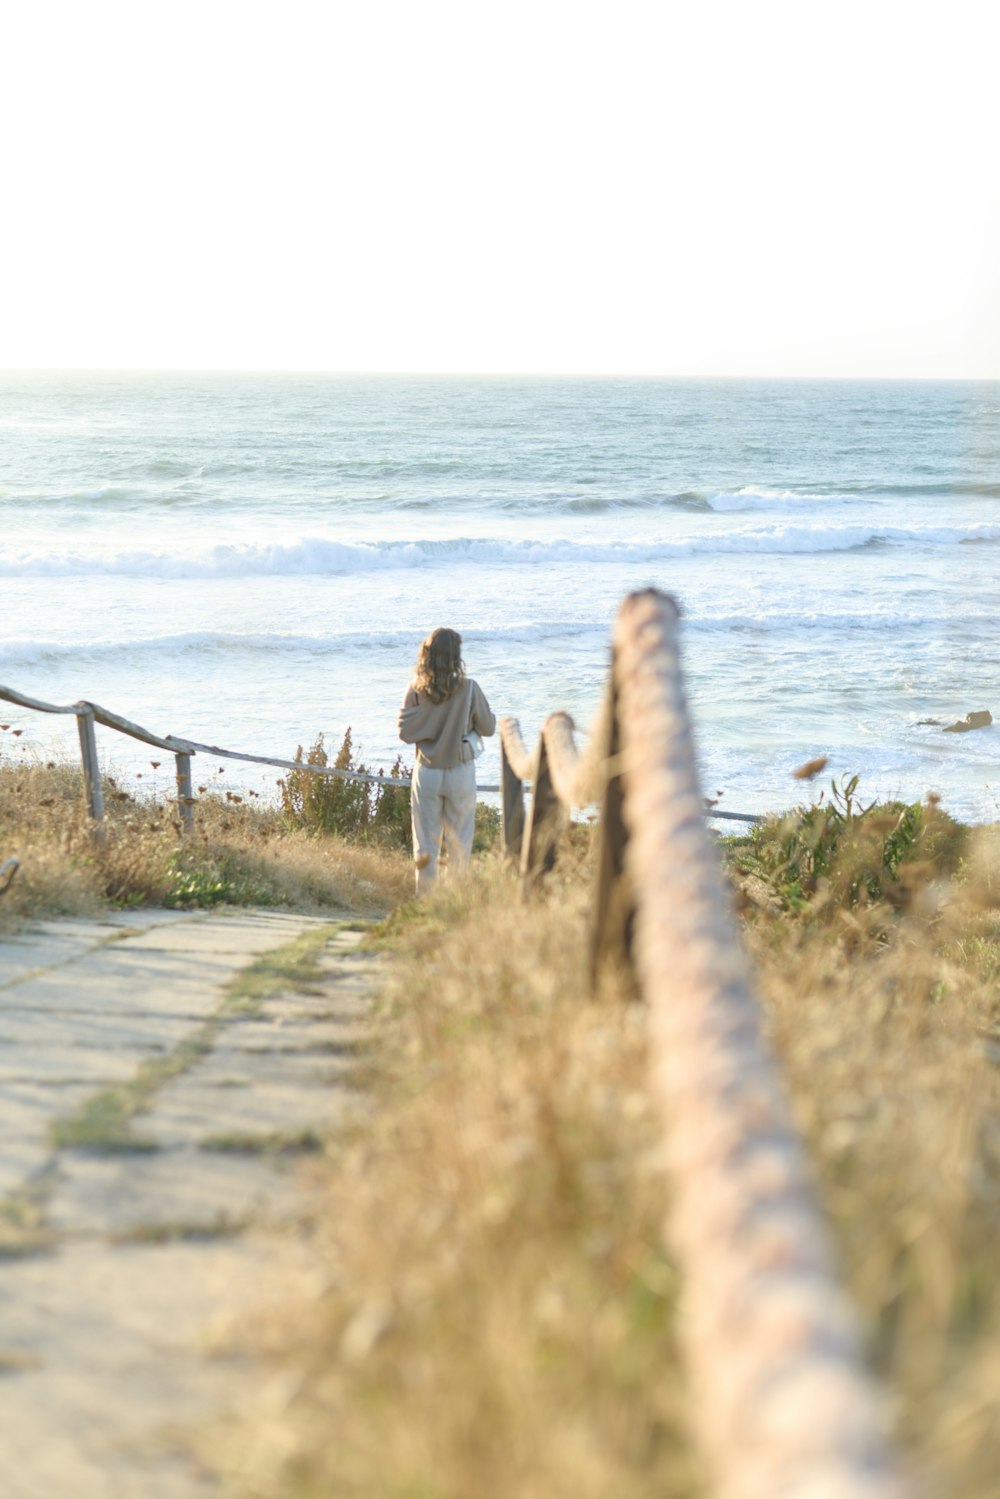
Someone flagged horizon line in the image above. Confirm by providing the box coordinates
[1,366,999,383]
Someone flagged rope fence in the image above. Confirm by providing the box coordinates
[499,590,913,1499]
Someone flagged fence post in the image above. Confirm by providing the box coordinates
[588,673,634,992]
[519,738,566,885]
[175,751,194,833]
[500,740,525,865]
[75,707,105,836]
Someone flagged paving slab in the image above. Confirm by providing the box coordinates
[143,1063,364,1149]
[17,911,202,937]
[0,940,100,989]
[0,1143,53,1196]
[3,959,235,1018]
[0,1235,317,1499]
[0,912,216,988]
[2,1007,197,1051]
[0,1082,97,1194]
[0,1050,152,1087]
[0,905,382,1498]
[47,1149,311,1237]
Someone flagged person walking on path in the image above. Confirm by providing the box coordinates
[398,628,495,897]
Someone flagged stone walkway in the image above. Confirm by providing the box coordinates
[0,907,381,1499]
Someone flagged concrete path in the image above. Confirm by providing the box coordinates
[0,907,381,1499]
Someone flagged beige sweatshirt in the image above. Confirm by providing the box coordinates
[398,679,496,769]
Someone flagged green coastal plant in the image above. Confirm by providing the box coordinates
[473,801,502,853]
[163,845,283,908]
[280,728,502,856]
[279,729,412,848]
[733,774,967,914]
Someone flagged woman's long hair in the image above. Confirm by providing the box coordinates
[412,627,465,704]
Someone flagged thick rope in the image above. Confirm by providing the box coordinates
[613,590,911,1499]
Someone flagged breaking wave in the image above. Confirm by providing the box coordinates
[4,606,994,677]
[3,521,1000,578]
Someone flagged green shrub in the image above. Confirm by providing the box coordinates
[474,801,502,853]
[164,847,282,908]
[279,731,505,860]
[734,774,967,914]
[279,729,412,849]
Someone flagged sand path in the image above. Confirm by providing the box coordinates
[0,906,380,1498]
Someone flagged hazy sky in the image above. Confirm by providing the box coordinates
[2,0,997,377]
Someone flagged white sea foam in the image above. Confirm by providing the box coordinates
[0,621,610,670]
[4,521,1000,579]
[4,603,995,678]
[704,487,859,512]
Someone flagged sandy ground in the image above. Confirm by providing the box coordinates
[0,907,380,1499]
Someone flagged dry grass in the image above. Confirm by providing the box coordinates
[0,756,411,924]
[8,743,993,1489]
[213,854,702,1499]
[745,825,1000,1499]
[211,813,1000,1499]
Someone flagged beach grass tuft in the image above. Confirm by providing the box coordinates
[0,752,412,925]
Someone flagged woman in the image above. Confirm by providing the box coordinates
[398,627,495,897]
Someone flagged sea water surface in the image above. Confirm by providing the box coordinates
[1,372,998,821]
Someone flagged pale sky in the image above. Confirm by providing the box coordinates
[2,0,997,377]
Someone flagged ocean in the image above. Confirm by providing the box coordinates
[1,372,998,823]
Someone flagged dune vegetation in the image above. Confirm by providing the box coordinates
[207,784,1000,1499]
[5,734,1000,1498]
[0,733,414,923]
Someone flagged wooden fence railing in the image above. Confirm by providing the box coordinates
[499,590,912,1499]
[1,677,760,844]
[0,684,447,836]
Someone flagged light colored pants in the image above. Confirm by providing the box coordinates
[411,759,477,897]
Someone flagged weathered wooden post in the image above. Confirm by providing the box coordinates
[174,751,194,833]
[519,737,566,885]
[587,674,634,992]
[500,739,525,865]
[75,706,105,836]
